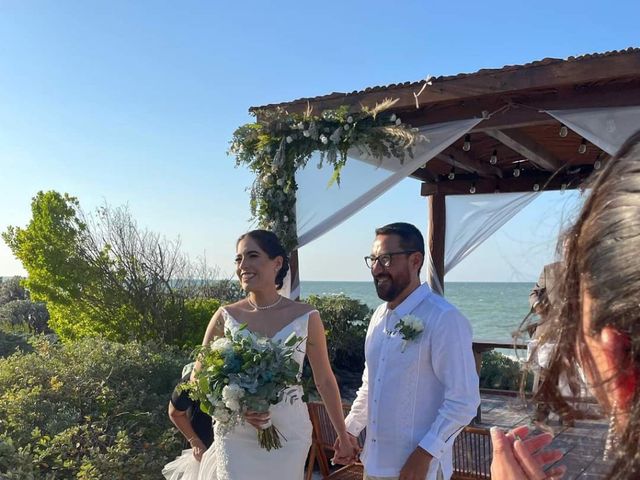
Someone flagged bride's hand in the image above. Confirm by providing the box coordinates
[244,410,271,430]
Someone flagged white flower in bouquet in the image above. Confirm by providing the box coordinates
[286,135,293,143]
[395,118,402,126]
[390,113,397,122]
[210,337,233,354]
[346,115,354,123]
[222,384,245,412]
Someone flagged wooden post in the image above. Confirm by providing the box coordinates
[428,194,446,295]
[289,249,301,301]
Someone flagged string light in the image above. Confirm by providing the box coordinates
[559,125,568,138]
[594,160,602,170]
[462,134,471,152]
[489,150,498,165]
[448,167,456,180]
[469,183,476,194]
[578,138,587,154]
[533,183,540,192]
[513,167,521,177]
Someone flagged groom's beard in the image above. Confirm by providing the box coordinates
[374,272,410,302]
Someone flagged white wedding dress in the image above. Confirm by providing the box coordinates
[163,309,314,480]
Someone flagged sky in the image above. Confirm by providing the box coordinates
[0,0,637,282]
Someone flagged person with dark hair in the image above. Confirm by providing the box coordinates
[491,131,640,479]
[336,222,480,480]
[162,371,214,479]
[180,229,355,479]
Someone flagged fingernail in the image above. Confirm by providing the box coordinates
[490,426,501,439]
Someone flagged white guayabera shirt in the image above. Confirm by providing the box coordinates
[345,283,480,480]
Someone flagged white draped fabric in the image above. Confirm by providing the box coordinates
[295,118,482,250]
[547,106,640,155]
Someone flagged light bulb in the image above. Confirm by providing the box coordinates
[462,134,471,152]
[559,125,568,138]
[513,168,521,178]
[448,168,455,180]
[469,184,476,194]
[578,139,587,154]
[490,150,498,165]
[594,160,602,170]
[533,183,540,192]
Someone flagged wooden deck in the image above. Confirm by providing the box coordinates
[313,392,611,479]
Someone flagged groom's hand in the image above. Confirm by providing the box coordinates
[399,446,432,480]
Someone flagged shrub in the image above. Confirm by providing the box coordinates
[304,294,371,374]
[0,299,51,334]
[0,336,189,478]
[0,331,33,358]
[480,350,532,391]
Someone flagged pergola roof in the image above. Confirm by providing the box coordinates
[251,48,640,195]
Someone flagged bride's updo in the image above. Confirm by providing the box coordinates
[237,230,290,290]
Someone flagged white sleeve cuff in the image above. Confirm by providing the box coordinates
[418,432,446,459]
[345,415,366,437]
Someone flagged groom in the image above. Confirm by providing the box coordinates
[336,222,480,480]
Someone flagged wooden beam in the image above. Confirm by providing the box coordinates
[420,168,592,196]
[435,152,503,178]
[486,129,563,171]
[253,50,640,115]
[427,195,446,295]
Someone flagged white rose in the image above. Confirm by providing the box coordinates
[210,337,233,353]
[343,124,350,131]
[222,384,245,411]
[276,178,284,186]
[346,116,354,123]
[390,114,397,122]
[395,118,402,126]
[403,314,424,332]
[286,136,293,143]
[303,130,310,137]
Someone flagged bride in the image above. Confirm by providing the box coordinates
[163,229,357,479]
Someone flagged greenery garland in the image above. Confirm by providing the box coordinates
[229,98,425,251]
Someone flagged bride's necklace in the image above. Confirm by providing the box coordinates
[248,295,283,311]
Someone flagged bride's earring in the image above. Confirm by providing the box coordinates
[603,401,618,461]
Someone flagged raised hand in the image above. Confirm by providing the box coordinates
[491,425,566,480]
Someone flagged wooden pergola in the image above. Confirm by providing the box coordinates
[250,48,640,292]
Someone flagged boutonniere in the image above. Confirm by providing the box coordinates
[392,314,424,352]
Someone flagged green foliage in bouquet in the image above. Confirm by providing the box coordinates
[230,99,425,251]
[0,336,188,479]
[185,326,304,450]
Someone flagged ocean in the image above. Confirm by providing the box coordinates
[300,281,532,350]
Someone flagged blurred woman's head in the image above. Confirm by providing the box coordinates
[540,131,640,479]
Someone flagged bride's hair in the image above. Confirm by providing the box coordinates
[538,130,640,480]
[237,230,290,290]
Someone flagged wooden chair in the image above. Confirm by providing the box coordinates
[452,425,492,480]
[306,401,364,480]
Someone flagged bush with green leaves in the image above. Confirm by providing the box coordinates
[0,336,189,479]
[304,294,371,374]
[0,330,32,358]
[480,350,532,391]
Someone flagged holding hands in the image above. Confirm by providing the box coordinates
[490,425,565,480]
[332,433,361,465]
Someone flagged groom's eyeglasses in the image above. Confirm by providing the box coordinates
[364,251,418,269]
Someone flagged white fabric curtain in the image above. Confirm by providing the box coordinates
[424,192,538,294]
[295,118,482,249]
[547,106,640,155]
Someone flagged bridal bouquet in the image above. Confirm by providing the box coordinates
[184,325,304,451]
